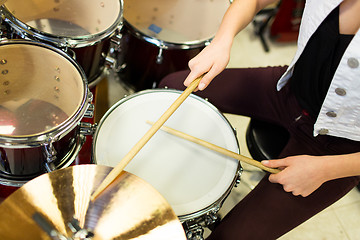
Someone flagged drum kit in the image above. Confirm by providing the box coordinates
[0,1,240,239]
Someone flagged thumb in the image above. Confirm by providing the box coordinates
[261,159,287,169]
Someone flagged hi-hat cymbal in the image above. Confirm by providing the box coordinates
[0,164,186,240]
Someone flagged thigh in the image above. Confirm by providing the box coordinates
[206,174,360,240]
[158,67,290,124]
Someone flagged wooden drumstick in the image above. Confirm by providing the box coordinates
[147,121,281,174]
[90,75,204,201]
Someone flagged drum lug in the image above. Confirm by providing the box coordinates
[204,209,220,226]
[235,168,243,187]
[84,103,95,118]
[83,91,94,118]
[156,46,164,64]
[66,48,76,60]
[80,122,97,136]
[88,90,94,102]
[43,141,57,172]
[106,32,124,72]
[110,32,122,51]
[105,54,127,73]
[104,54,117,70]
[183,222,205,240]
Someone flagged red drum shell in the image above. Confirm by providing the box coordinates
[0,128,79,179]
[72,39,111,87]
[117,21,203,91]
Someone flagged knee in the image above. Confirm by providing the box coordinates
[158,70,190,90]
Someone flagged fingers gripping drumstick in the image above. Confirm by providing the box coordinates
[90,75,204,201]
[147,121,280,174]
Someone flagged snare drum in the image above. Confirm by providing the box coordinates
[93,89,242,239]
[117,0,230,91]
[0,40,93,188]
[0,0,123,87]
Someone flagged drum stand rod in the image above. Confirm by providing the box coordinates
[147,121,281,174]
[91,75,204,201]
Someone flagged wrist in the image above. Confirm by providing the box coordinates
[319,153,360,182]
[211,34,233,51]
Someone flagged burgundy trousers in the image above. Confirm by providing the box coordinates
[158,67,360,240]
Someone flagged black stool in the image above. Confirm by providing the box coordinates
[246,119,289,161]
[246,119,360,192]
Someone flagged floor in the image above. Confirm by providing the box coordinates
[102,20,360,240]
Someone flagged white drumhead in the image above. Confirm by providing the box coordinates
[124,0,230,44]
[94,90,239,217]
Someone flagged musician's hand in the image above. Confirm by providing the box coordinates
[262,155,328,197]
[183,38,232,91]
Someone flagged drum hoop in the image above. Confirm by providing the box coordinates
[124,21,211,50]
[178,166,242,222]
[0,40,90,147]
[1,2,124,48]
[92,89,242,217]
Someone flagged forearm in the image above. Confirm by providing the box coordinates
[321,152,360,182]
[183,0,278,89]
[212,0,277,45]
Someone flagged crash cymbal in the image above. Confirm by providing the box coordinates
[0,164,186,240]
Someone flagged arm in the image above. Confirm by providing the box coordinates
[184,0,278,90]
[262,152,360,197]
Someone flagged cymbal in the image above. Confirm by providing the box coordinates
[0,164,186,240]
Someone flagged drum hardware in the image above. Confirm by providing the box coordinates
[43,140,58,172]
[33,213,94,240]
[182,209,220,240]
[65,48,77,60]
[84,102,95,119]
[156,43,166,64]
[105,32,126,73]
[104,52,127,74]
[0,165,187,240]
[79,122,97,136]
[183,222,204,240]
[104,54,120,72]
[67,217,94,240]
[110,32,123,51]
[32,212,70,240]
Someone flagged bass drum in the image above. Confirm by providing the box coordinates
[117,0,230,91]
[93,89,242,239]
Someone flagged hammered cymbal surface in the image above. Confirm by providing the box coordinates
[0,164,186,240]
